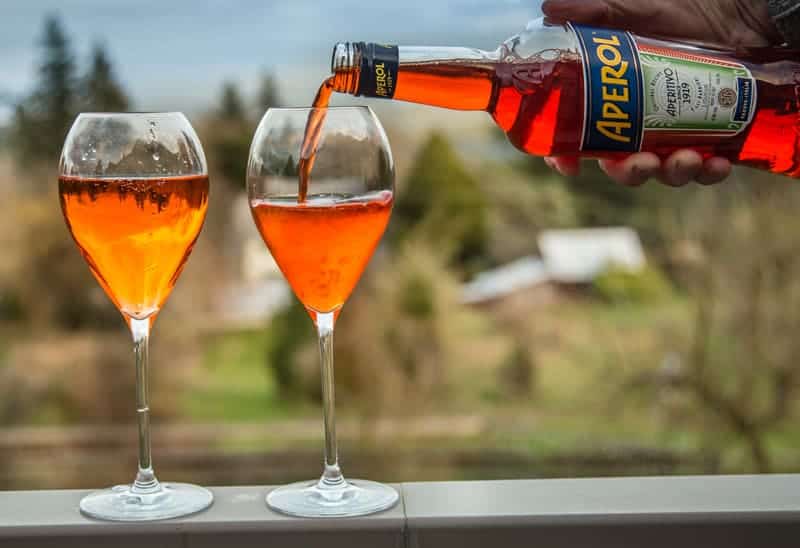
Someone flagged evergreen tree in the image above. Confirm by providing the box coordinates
[256,72,281,114]
[393,132,489,275]
[211,81,251,186]
[83,43,129,112]
[37,16,75,148]
[12,15,78,164]
[219,81,246,122]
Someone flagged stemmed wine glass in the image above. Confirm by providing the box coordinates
[58,112,213,521]
[247,106,398,517]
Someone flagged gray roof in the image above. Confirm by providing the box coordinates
[461,257,548,304]
[461,227,645,304]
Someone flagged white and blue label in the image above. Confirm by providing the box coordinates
[570,23,757,153]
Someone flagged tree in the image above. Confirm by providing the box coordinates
[83,43,129,112]
[268,239,493,410]
[12,15,78,165]
[256,72,281,114]
[218,81,246,122]
[636,175,800,472]
[477,163,578,265]
[392,132,489,276]
[265,298,313,397]
[208,81,251,187]
[37,16,76,150]
[526,155,694,268]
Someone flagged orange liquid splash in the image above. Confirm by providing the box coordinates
[297,77,335,202]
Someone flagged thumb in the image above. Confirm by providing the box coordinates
[541,0,651,29]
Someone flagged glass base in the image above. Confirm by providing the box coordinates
[267,478,399,518]
[80,482,214,521]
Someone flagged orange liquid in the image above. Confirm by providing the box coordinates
[250,191,393,316]
[59,175,209,320]
[298,79,335,203]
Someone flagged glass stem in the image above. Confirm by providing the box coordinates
[130,317,160,494]
[316,311,345,489]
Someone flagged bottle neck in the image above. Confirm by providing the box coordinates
[330,42,498,110]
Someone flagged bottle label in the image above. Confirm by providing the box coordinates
[569,23,757,153]
[357,43,399,99]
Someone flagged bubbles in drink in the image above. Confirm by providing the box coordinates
[147,120,159,162]
[81,141,97,162]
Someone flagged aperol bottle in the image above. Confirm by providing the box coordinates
[323,19,800,178]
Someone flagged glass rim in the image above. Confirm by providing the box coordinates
[263,105,374,112]
[74,111,187,118]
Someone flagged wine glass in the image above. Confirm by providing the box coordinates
[58,112,213,521]
[247,106,398,517]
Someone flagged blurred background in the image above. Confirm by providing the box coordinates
[0,0,798,490]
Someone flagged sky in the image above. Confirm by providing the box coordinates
[0,1,543,125]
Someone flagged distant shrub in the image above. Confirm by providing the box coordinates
[262,237,505,411]
[593,264,672,304]
[13,195,120,330]
[0,290,24,322]
[265,298,314,398]
[207,122,253,190]
[479,164,579,266]
[335,238,508,413]
[392,132,490,277]
[499,341,535,399]
[0,332,183,425]
[399,273,435,319]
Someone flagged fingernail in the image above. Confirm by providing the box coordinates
[541,0,570,15]
[671,161,691,186]
[629,165,653,185]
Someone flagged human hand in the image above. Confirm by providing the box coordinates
[540,0,781,186]
[544,152,734,187]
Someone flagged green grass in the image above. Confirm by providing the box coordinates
[182,328,300,422]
